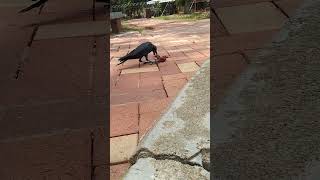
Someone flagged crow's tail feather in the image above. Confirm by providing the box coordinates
[117,60,126,66]
[117,56,128,66]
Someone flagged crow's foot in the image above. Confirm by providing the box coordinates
[143,61,155,65]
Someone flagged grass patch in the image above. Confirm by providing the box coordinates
[122,23,145,33]
[155,12,209,21]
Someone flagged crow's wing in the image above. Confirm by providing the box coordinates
[128,42,153,57]
[119,42,154,60]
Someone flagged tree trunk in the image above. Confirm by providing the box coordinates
[184,0,192,14]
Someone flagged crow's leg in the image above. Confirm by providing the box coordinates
[143,55,151,64]
[139,58,143,62]
[143,55,155,64]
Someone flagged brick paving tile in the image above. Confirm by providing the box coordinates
[121,66,159,74]
[216,2,287,34]
[139,75,163,89]
[167,51,185,58]
[157,49,170,57]
[158,62,181,75]
[185,51,207,59]
[0,100,102,139]
[274,0,305,17]
[189,44,209,51]
[110,134,138,163]
[175,58,197,64]
[213,53,248,102]
[136,69,164,84]
[115,74,140,91]
[163,78,188,97]
[110,103,139,137]
[34,21,107,40]
[111,102,139,116]
[177,62,200,73]
[21,37,94,100]
[37,8,93,26]
[213,30,278,55]
[110,52,122,59]
[110,163,130,180]
[167,55,190,62]
[162,73,187,81]
[0,3,40,27]
[139,98,171,114]
[167,48,193,54]
[40,0,93,15]
[111,88,167,105]
[139,111,162,140]
[140,71,162,79]
[0,129,91,179]
[110,74,119,89]
[199,49,210,57]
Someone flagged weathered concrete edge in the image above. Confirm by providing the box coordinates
[123,59,210,179]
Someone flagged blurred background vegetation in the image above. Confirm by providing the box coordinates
[110,0,209,19]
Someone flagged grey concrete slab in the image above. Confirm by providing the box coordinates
[124,158,210,180]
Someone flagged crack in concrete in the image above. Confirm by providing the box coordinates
[129,148,210,172]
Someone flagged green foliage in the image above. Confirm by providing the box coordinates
[156,12,209,21]
[111,0,147,19]
[122,23,145,34]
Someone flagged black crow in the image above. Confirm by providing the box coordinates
[117,42,158,66]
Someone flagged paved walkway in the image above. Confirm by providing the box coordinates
[109,18,210,178]
[0,1,108,179]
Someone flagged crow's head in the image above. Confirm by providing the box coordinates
[152,44,158,55]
